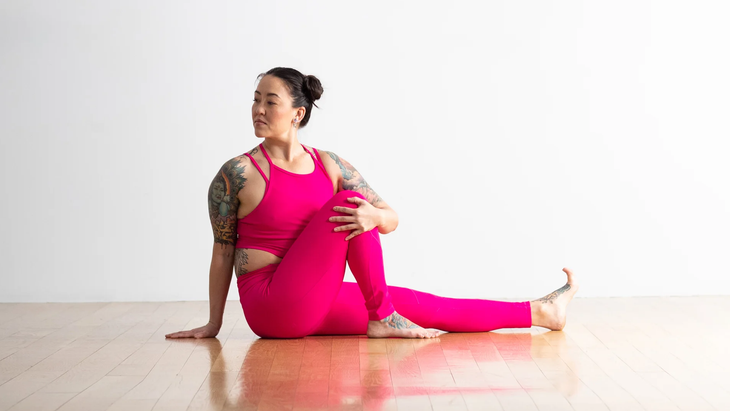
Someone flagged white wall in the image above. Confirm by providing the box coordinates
[1,1,728,302]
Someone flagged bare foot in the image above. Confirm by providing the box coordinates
[530,267,580,331]
[366,311,440,339]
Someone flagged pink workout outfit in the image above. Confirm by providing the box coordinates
[235,143,532,338]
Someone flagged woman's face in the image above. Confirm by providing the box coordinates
[211,181,225,204]
[251,75,301,138]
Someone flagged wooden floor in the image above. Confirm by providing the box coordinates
[0,297,729,411]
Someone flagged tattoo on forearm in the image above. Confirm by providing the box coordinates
[208,158,247,245]
[533,284,571,304]
[234,249,249,277]
[324,151,383,206]
[382,312,419,329]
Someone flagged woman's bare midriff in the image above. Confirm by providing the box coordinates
[233,144,337,277]
[236,248,282,276]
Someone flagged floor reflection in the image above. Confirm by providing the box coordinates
[201,330,579,410]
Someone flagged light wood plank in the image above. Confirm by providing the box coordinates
[56,376,143,411]
[0,297,728,411]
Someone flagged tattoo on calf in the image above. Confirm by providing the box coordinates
[235,249,249,277]
[533,284,571,304]
[324,151,383,206]
[208,158,247,246]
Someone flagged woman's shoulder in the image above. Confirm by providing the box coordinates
[304,145,342,184]
[216,146,260,176]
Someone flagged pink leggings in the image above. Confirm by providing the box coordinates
[237,190,532,338]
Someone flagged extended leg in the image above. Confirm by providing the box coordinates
[312,283,531,335]
[312,268,580,335]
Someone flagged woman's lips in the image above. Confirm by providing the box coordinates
[255,121,266,125]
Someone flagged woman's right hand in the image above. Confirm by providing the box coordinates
[165,321,220,339]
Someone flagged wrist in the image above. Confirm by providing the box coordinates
[374,207,385,228]
[375,206,397,234]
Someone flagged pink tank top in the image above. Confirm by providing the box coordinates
[235,143,334,258]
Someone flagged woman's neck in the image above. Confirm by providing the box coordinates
[262,138,305,162]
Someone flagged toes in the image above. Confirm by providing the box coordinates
[563,267,577,283]
[422,330,439,339]
[410,328,438,339]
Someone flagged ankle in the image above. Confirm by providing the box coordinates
[530,301,546,327]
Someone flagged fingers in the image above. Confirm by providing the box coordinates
[328,215,355,223]
[330,201,368,240]
[165,323,220,339]
[332,206,356,214]
[165,330,212,339]
[166,327,207,339]
[333,224,358,233]
[345,230,363,241]
[165,330,193,339]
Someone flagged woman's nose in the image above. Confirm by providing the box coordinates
[253,102,264,115]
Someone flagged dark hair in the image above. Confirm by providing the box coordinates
[256,67,323,128]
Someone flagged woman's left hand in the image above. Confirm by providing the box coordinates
[330,197,380,241]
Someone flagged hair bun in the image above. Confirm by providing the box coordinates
[303,75,324,105]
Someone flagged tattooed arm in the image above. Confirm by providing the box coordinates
[320,150,399,235]
[206,157,248,330]
[165,156,248,339]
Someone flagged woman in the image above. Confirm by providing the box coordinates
[166,67,579,340]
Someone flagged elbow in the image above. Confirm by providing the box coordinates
[212,242,236,260]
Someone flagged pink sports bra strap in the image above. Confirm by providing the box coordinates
[259,143,273,164]
[310,146,322,162]
[310,147,329,176]
[301,145,327,175]
[244,152,269,184]
[258,143,324,176]
[301,145,316,162]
